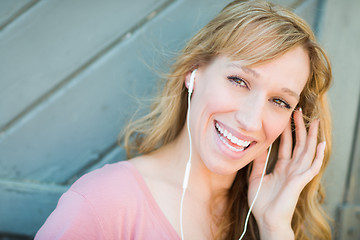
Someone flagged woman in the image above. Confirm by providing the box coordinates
[36,0,332,239]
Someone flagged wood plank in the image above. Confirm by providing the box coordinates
[321,0,360,225]
[65,145,125,185]
[337,204,360,240]
[0,0,231,184]
[336,94,360,239]
[0,0,167,129]
[0,180,67,236]
[0,0,323,183]
[294,0,321,31]
[271,0,299,7]
[0,0,329,237]
[351,107,360,203]
[0,0,34,29]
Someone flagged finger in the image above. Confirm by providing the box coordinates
[301,119,320,168]
[302,141,326,183]
[278,118,292,160]
[249,149,268,182]
[293,108,307,159]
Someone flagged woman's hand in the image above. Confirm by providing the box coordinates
[248,109,326,239]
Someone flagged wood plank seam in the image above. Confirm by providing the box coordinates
[62,142,120,185]
[0,178,68,193]
[0,0,176,142]
[0,0,40,32]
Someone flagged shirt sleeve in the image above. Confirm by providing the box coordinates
[34,189,106,240]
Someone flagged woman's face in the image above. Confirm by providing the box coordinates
[187,46,310,176]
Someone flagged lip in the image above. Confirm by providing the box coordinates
[214,120,257,142]
[213,120,257,158]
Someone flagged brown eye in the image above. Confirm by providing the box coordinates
[227,76,249,89]
[272,98,292,109]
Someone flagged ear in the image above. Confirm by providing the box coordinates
[185,69,197,93]
[184,71,192,90]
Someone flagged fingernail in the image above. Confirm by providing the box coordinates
[298,107,302,112]
[322,141,326,153]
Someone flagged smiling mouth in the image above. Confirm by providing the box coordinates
[215,121,253,152]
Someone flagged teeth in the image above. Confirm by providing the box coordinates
[215,122,252,148]
[219,135,245,152]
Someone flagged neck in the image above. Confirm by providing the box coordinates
[160,124,237,202]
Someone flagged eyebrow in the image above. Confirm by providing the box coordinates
[281,87,300,101]
[228,63,259,78]
[228,62,300,101]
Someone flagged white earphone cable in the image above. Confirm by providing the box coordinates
[180,69,271,240]
[238,143,272,240]
[180,79,193,240]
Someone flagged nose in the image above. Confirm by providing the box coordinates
[234,93,264,132]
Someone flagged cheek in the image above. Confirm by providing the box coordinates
[264,113,291,142]
[194,82,235,115]
[207,93,235,113]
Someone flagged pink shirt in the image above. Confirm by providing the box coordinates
[35,161,180,240]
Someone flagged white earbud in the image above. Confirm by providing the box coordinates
[183,69,197,190]
[181,67,269,240]
[180,69,197,240]
[188,69,197,94]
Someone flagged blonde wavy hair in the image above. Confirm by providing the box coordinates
[122,0,332,239]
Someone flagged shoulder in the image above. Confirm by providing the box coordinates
[71,161,137,189]
[35,161,151,239]
[68,161,150,236]
[70,161,144,204]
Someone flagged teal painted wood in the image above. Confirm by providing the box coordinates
[271,0,298,6]
[0,0,324,237]
[0,179,67,236]
[0,0,233,184]
[66,145,125,185]
[0,0,231,236]
[294,0,321,31]
[0,0,35,29]
[0,0,174,184]
[0,0,168,130]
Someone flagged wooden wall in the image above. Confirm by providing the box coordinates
[1,0,358,239]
